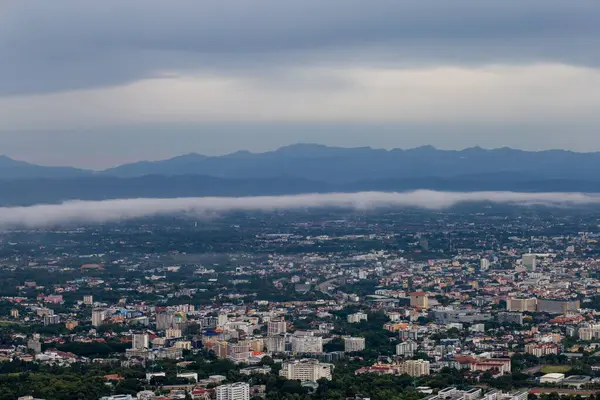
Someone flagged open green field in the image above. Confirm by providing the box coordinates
[541,365,572,374]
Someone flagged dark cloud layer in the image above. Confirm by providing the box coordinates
[1,0,599,95]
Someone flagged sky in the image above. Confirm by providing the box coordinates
[1,1,600,169]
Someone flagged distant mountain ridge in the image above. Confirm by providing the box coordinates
[0,155,89,180]
[3,144,600,181]
[100,144,600,182]
[2,144,600,205]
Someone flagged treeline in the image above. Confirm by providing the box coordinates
[54,340,130,357]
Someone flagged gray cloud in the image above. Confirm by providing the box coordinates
[1,0,600,95]
[1,191,599,228]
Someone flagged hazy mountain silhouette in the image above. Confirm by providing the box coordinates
[0,155,90,179]
[2,144,600,205]
[101,144,600,183]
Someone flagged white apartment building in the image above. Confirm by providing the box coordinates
[578,324,600,341]
[268,320,287,336]
[291,335,323,354]
[344,337,366,353]
[264,335,286,353]
[524,343,559,357]
[480,259,490,271]
[279,359,334,382]
[92,309,106,327]
[132,333,149,350]
[396,340,418,357]
[347,312,368,324]
[217,313,229,328]
[216,382,250,400]
[401,359,430,377]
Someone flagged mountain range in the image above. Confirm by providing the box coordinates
[3,144,600,205]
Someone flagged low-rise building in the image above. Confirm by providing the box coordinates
[540,373,565,384]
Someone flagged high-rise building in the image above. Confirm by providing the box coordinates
[216,382,250,400]
[396,340,418,357]
[92,308,106,327]
[267,319,287,336]
[522,254,536,271]
[217,313,229,328]
[419,236,429,251]
[279,359,334,382]
[410,292,429,308]
[83,295,93,306]
[156,311,174,331]
[344,337,365,353]
[216,341,229,359]
[480,259,490,271]
[132,333,149,350]
[291,335,323,354]
[264,335,286,353]
[401,359,430,377]
[201,316,218,329]
[10,309,19,319]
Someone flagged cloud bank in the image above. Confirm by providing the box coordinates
[1,190,599,229]
[2,0,600,96]
[2,1,600,165]
[3,64,600,130]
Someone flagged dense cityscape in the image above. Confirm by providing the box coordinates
[3,0,600,399]
[0,206,600,400]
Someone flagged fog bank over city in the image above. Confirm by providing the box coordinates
[1,190,600,228]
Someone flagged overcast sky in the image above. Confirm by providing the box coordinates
[2,1,600,169]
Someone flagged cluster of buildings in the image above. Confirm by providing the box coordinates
[355,359,431,377]
[3,210,600,399]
